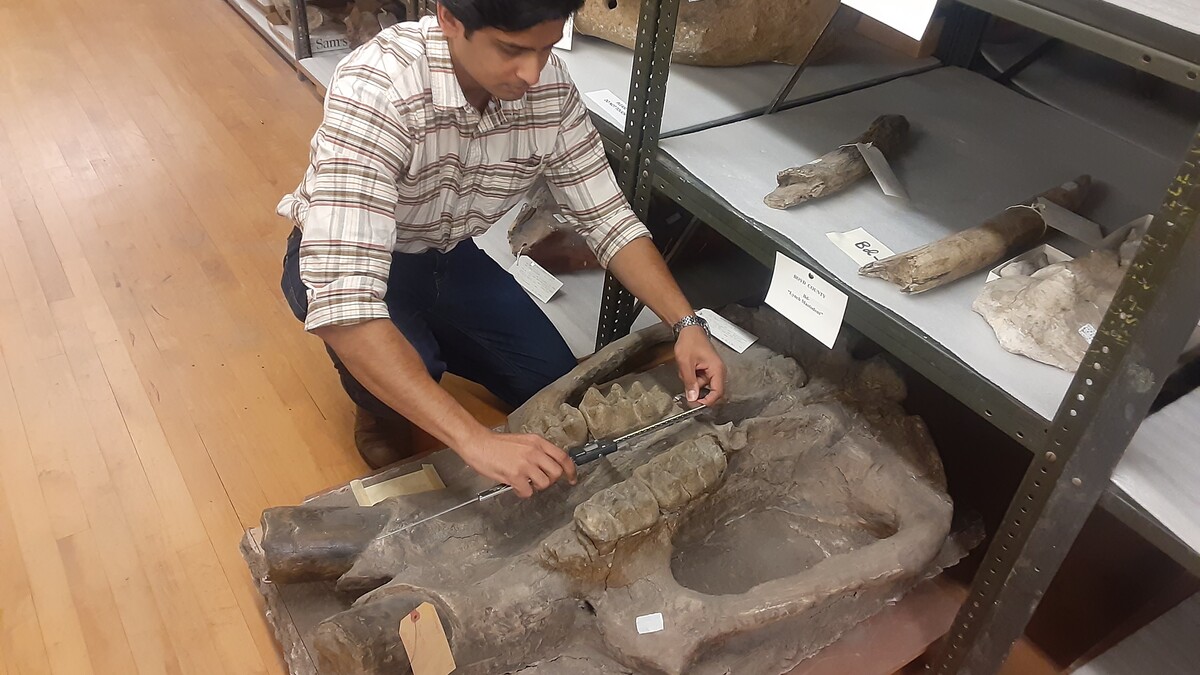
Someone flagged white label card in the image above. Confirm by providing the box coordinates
[509,255,563,304]
[856,143,908,200]
[842,0,939,40]
[584,89,628,127]
[636,613,665,635]
[825,228,895,266]
[554,14,574,50]
[696,309,758,354]
[765,253,848,350]
[1079,324,1097,344]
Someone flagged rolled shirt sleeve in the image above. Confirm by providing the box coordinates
[278,61,412,331]
[543,83,651,267]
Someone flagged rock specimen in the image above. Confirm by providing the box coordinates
[254,308,968,674]
[860,176,1092,294]
[272,0,411,47]
[508,181,600,274]
[972,227,1144,372]
[273,0,329,29]
[574,0,854,67]
[764,114,910,210]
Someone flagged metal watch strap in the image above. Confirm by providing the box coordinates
[672,313,709,339]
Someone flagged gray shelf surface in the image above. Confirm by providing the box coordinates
[957,0,1200,89]
[554,33,938,140]
[1107,386,1200,572]
[656,67,1177,438]
[1072,592,1200,674]
[981,39,1199,161]
[298,52,348,96]
[474,215,657,360]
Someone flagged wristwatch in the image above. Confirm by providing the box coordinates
[672,313,709,340]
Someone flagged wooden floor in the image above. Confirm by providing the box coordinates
[0,1,513,673]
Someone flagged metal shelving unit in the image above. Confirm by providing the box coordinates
[953,0,1199,88]
[596,1,1200,673]
[556,32,939,145]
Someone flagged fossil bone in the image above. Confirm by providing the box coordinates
[860,176,1092,293]
[508,181,601,274]
[575,0,854,67]
[971,226,1145,371]
[765,114,910,210]
[252,309,968,674]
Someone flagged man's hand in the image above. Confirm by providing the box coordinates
[456,431,579,498]
[675,326,726,406]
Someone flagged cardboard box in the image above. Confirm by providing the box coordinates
[271,22,352,56]
[986,244,1072,283]
[310,26,351,55]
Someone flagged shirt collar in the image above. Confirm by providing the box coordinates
[423,16,527,114]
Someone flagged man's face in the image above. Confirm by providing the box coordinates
[438,7,565,102]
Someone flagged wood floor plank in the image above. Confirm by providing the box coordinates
[0,455,54,675]
[57,530,141,675]
[0,336,95,675]
[0,0,519,672]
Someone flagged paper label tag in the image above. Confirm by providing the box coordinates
[696,309,758,354]
[554,14,574,50]
[351,464,445,506]
[765,253,848,350]
[856,143,907,199]
[551,213,568,224]
[510,255,564,304]
[399,602,456,675]
[1079,324,1097,344]
[584,89,628,127]
[1033,198,1103,244]
[636,613,665,635]
[825,228,895,266]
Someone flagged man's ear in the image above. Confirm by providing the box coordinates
[436,3,464,39]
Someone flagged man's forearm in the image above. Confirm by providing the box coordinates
[606,237,695,326]
[313,319,488,450]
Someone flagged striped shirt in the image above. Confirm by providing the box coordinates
[276,16,650,331]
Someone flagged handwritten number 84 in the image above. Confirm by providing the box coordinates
[855,241,881,258]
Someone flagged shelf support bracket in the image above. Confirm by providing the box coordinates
[765,12,841,115]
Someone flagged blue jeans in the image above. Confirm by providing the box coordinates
[281,228,577,423]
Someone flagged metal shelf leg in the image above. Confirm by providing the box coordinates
[596,0,683,350]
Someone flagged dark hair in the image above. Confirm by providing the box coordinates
[440,0,584,34]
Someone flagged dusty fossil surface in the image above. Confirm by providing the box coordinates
[574,0,853,67]
[972,227,1145,372]
[253,307,965,674]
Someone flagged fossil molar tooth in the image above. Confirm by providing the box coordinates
[580,381,677,439]
[520,402,589,450]
[633,435,727,510]
[574,479,660,550]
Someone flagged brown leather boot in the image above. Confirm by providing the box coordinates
[353,407,414,469]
